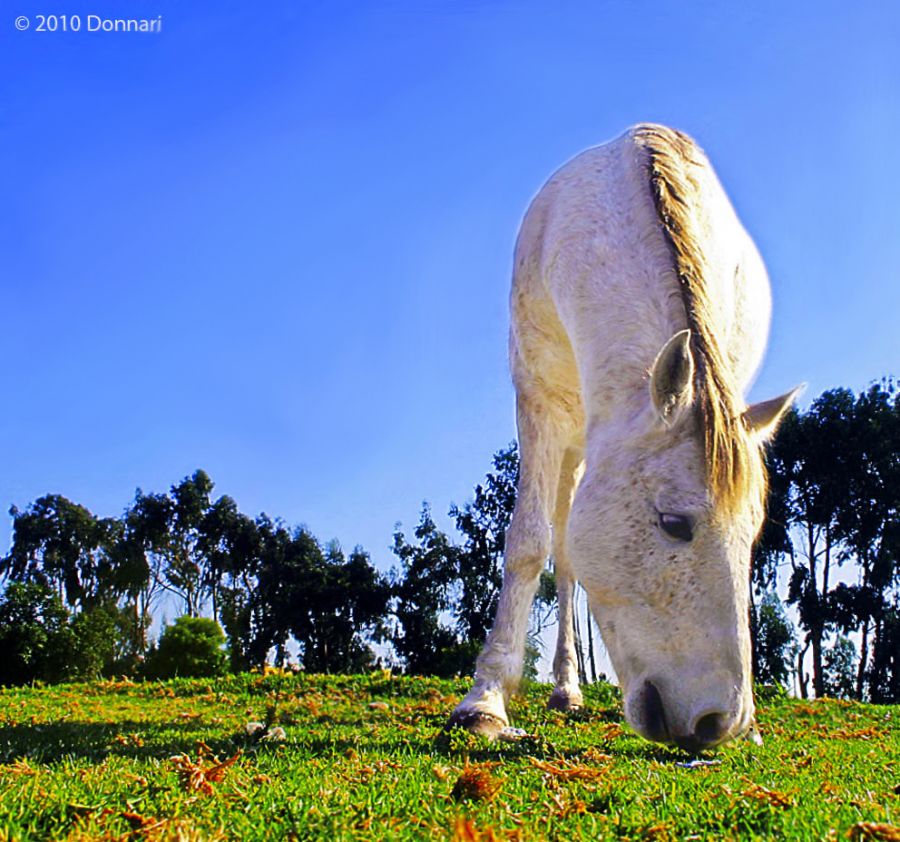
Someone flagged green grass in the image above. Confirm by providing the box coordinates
[0,673,897,841]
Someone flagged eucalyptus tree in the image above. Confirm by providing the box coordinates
[830,381,900,699]
[291,541,390,673]
[449,443,518,646]
[754,382,899,700]
[0,582,73,685]
[201,501,264,672]
[125,470,215,618]
[774,393,856,697]
[2,495,120,612]
[390,505,465,676]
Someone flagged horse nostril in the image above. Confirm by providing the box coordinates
[693,712,728,747]
[641,681,669,742]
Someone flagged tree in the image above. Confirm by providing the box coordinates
[390,506,467,676]
[165,470,216,617]
[119,489,170,655]
[752,591,796,688]
[450,443,518,646]
[774,394,856,697]
[2,495,121,612]
[249,516,302,668]
[868,606,900,703]
[69,603,122,680]
[291,542,390,673]
[125,471,215,619]
[390,444,557,678]
[0,582,73,685]
[752,382,900,701]
[200,494,248,626]
[204,505,264,673]
[830,381,900,699]
[822,636,857,700]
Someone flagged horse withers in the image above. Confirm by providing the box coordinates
[449,124,800,751]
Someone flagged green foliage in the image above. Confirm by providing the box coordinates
[0,582,73,685]
[756,381,900,701]
[0,675,897,841]
[449,442,519,643]
[68,603,121,680]
[126,471,215,619]
[822,636,857,700]
[752,591,796,687]
[523,632,542,681]
[2,376,896,702]
[390,505,463,676]
[2,496,121,611]
[869,606,900,703]
[283,538,390,674]
[143,616,227,679]
[390,443,548,678]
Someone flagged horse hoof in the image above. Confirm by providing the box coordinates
[445,709,507,740]
[547,689,583,713]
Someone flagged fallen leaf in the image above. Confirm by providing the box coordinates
[452,816,505,842]
[823,726,885,741]
[595,723,625,741]
[452,763,502,802]
[120,810,160,831]
[638,821,676,840]
[433,765,452,781]
[170,749,241,796]
[528,757,607,782]
[848,823,900,841]
[741,782,793,809]
[1,759,38,777]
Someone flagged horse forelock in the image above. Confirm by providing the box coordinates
[632,123,767,519]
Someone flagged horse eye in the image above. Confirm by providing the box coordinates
[658,512,694,542]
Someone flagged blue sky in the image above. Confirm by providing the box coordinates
[2,0,898,570]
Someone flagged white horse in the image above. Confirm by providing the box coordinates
[450,124,800,750]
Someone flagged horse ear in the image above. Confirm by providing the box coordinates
[649,329,694,427]
[742,385,805,441]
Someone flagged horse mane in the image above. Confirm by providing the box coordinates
[632,123,766,518]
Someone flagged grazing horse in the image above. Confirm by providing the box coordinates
[449,124,800,750]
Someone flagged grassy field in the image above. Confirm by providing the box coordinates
[0,673,897,841]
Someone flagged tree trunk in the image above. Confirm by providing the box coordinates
[572,587,586,685]
[586,602,597,683]
[797,639,810,699]
[133,598,141,656]
[807,520,825,698]
[811,631,824,697]
[856,618,870,701]
[748,585,759,681]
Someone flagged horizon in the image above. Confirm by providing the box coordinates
[3,0,898,573]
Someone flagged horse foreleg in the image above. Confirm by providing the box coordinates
[548,448,585,712]
[448,397,565,739]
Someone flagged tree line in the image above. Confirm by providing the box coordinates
[752,380,899,703]
[1,381,897,702]
[0,446,547,684]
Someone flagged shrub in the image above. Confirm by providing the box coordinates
[69,604,121,680]
[143,616,227,679]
